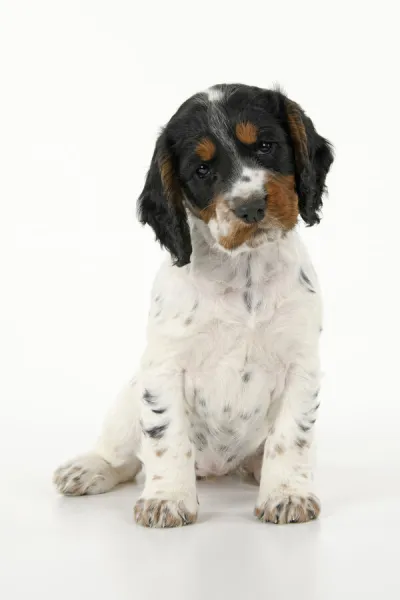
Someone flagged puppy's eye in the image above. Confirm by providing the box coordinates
[257,141,275,154]
[196,164,211,179]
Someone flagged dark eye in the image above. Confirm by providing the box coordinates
[196,164,211,179]
[257,141,275,154]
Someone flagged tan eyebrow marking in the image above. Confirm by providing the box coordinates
[195,137,216,161]
[235,122,258,145]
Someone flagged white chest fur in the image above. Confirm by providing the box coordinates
[141,226,322,476]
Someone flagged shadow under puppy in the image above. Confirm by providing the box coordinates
[54,84,334,527]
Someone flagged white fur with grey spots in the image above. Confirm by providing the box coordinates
[54,219,322,527]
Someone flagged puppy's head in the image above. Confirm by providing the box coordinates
[138,84,334,266]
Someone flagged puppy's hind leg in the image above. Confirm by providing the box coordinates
[53,380,142,496]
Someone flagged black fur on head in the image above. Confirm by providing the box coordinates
[137,128,192,267]
[281,96,334,225]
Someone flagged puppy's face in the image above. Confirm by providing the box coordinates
[139,85,334,266]
[172,87,299,252]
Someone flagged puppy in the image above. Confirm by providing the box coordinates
[54,84,333,527]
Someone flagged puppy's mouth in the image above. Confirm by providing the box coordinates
[218,218,270,251]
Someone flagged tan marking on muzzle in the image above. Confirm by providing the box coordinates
[219,221,258,250]
[198,201,218,223]
[265,174,299,230]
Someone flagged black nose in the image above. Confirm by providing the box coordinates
[234,198,266,223]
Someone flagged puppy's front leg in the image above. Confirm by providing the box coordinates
[255,364,321,525]
[134,367,197,528]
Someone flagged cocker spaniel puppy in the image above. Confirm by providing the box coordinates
[54,84,333,527]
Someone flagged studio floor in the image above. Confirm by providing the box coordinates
[2,459,399,600]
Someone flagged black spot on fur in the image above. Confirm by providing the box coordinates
[300,269,312,287]
[239,411,252,420]
[299,269,316,293]
[143,389,156,404]
[184,299,199,326]
[246,257,251,277]
[299,423,311,433]
[245,256,252,289]
[195,432,207,447]
[243,291,252,312]
[151,407,167,414]
[145,423,169,439]
[219,425,235,436]
[242,371,251,383]
[296,438,308,449]
[241,175,251,182]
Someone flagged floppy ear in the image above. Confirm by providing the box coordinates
[285,99,334,225]
[137,130,192,266]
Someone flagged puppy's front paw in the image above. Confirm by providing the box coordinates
[134,497,197,528]
[255,492,320,524]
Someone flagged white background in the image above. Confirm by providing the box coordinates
[1,1,399,599]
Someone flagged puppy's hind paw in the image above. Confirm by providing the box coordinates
[53,453,119,496]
